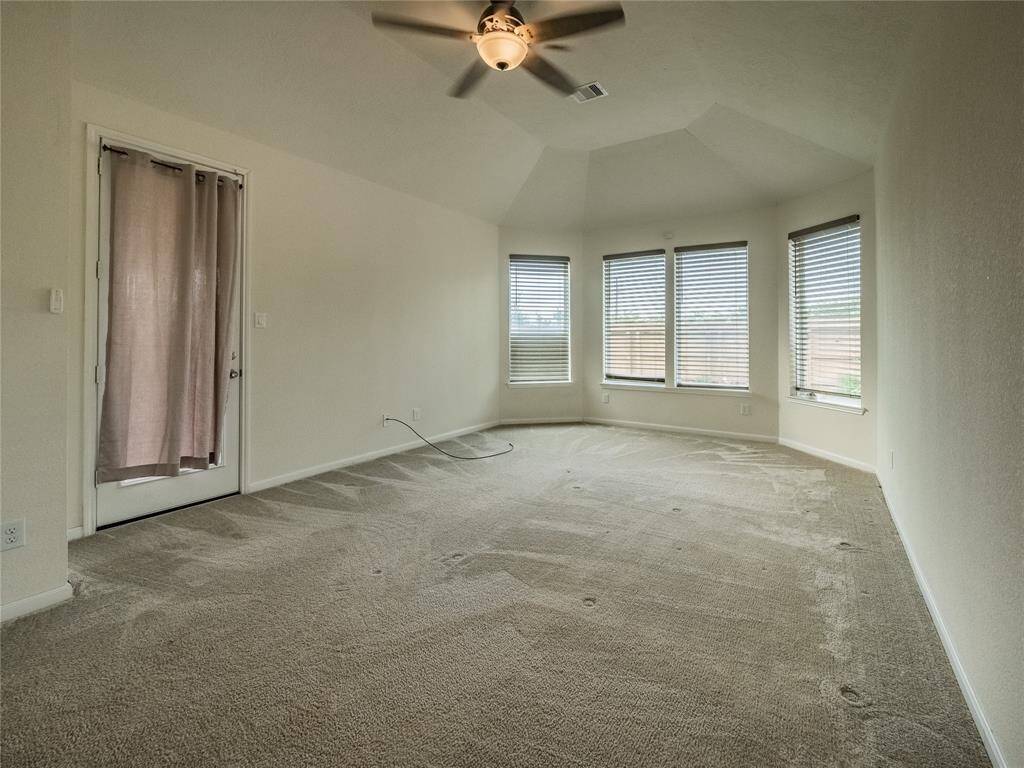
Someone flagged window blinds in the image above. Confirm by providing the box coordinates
[603,251,666,382]
[674,242,749,389]
[789,216,861,401]
[508,255,570,383]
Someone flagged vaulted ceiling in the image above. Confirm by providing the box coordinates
[69,1,926,229]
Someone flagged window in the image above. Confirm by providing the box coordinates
[603,250,666,382]
[788,216,861,406]
[508,255,570,383]
[674,242,749,390]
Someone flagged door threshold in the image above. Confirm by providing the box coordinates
[96,491,240,531]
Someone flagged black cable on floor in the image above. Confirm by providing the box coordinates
[384,417,513,460]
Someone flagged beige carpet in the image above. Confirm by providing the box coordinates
[1,424,989,767]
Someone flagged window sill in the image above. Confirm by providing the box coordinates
[786,395,865,415]
[507,381,575,389]
[601,381,751,398]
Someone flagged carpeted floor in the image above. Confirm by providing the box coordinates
[1,424,989,767]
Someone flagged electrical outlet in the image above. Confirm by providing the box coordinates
[253,312,268,328]
[1,519,25,551]
[412,408,421,421]
[739,402,751,416]
[601,392,610,404]
[382,414,390,428]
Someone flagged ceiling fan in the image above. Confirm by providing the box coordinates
[371,1,625,98]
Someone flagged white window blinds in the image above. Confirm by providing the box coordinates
[674,242,749,389]
[508,255,570,383]
[603,251,666,382]
[789,216,861,402]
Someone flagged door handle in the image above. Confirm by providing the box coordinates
[229,369,242,379]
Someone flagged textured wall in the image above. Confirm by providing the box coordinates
[1,3,73,605]
[580,208,780,439]
[875,4,1024,765]
[64,82,501,530]
[503,187,883,467]
[777,172,877,470]
[498,228,585,423]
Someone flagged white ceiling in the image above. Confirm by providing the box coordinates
[375,1,919,159]
[70,1,543,222]
[69,1,925,229]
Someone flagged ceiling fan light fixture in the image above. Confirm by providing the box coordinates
[371,1,625,98]
[476,30,528,71]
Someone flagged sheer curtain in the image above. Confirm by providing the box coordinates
[97,148,240,482]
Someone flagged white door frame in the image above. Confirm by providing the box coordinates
[81,124,253,537]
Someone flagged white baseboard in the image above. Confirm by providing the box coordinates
[499,417,583,425]
[246,420,501,493]
[67,526,85,542]
[879,482,1007,768]
[1,581,74,623]
[778,437,875,474]
[583,416,776,443]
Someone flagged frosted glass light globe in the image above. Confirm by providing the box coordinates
[476,31,528,71]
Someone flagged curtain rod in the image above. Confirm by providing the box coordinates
[102,145,243,189]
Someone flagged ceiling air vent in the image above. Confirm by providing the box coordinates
[572,82,608,103]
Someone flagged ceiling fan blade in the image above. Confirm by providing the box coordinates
[449,59,489,98]
[371,13,473,40]
[543,44,573,52]
[526,3,625,43]
[521,51,576,95]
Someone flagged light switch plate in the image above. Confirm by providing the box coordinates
[49,288,64,314]
[254,312,268,328]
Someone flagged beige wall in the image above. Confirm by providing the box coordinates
[875,4,1023,765]
[9,21,1015,768]
[579,208,780,440]
[498,228,584,422]
[501,187,881,462]
[0,5,879,612]
[2,0,501,607]
[1,3,73,606]
[776,172,876,470]
[64,82,501,529]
